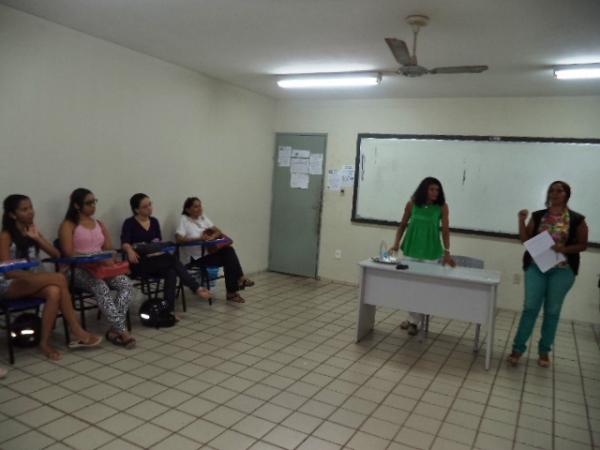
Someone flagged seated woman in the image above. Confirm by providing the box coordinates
[121,193,211,315]
[1,194,101,360]
[175,197,253,303]
[58,188,136,349]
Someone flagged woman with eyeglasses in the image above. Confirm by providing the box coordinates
[121,193,211,316]
[1,194,102,360]
[58,188,136,349]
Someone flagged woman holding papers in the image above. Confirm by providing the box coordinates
[121,193,212,315]
[389,177,456,336]
[509,181,588,367]
[175,197,253,304]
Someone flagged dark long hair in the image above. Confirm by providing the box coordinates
[130,193,149,215]
[412,177,445,207]
[65,188,93,224]
[545,181,571,207]
[2,194,38,259]
[181,197,200,216]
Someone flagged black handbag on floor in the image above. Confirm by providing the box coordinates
[139,299,176,328]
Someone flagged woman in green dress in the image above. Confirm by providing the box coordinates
[390,177,456,335]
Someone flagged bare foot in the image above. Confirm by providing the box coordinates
[40,344,62,361]
[0,367,7,379]
[196,287,212,300]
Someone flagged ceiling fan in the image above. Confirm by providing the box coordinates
[385,15,488,77]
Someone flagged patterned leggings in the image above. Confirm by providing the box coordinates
[72,268,133,333]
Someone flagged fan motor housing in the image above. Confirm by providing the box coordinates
[398,65,428,77]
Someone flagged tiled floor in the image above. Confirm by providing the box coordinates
[1,271,599,450]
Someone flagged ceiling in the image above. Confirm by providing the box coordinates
[2,0,600,99]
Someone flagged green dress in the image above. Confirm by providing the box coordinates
[401,204,444,260]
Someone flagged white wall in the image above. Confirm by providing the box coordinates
[0,5,276,274]
[275,96,600,323]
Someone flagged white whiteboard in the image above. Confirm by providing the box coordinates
[352,134,599,244]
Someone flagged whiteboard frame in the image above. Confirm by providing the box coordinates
[351,133,600,248]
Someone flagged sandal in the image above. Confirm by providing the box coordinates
[68,334,102,349]
[507,351,522,366]
[226,293,246,303]
[538,353,551,368]
[105,331,137,349]
[238,278,255,289]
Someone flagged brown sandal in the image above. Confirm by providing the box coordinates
[538,353,551,368]
[238,277,255,290]
[226,293,246,303]
[507,351,522,366]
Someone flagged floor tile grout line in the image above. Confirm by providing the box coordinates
[571,321,597,449]
[466,311,520,450]
[423,321,488,449]
[0,274,598,450]
[358,319,471,449]
[136,281,389,449]
[430,311,518,449]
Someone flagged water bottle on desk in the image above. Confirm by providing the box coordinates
[379,240,389,262]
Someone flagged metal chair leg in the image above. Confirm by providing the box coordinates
[473,323,481,353]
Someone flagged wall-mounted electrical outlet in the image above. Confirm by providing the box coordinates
[512,273,521,285]
[334,249,342,259]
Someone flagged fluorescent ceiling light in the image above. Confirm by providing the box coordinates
[278,72,381,89]
[554,64,600,80]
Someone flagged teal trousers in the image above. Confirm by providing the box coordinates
[512,263,575,354]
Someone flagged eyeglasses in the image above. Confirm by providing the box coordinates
[84,199,98,206]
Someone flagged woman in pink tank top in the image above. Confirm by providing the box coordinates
[59,188,136,348]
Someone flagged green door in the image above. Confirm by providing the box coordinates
[269,133,327,277]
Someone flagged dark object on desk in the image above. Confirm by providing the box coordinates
[396,264,409,270]
[134,241,175,256]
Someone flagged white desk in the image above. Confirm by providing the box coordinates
[356,259,501,370]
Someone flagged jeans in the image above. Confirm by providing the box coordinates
[512,263,575,354]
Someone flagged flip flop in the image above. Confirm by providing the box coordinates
[238,278,255,289]
[105,331,136,349]
[68,335,103,349]
[226,294,246,303]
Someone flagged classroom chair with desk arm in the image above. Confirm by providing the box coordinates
[0,260,69,364]
[175,239,229,307]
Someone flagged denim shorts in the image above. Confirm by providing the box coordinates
[0,275,13,298]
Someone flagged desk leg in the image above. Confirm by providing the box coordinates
[356,266,375,342]
[485,285,497,371]
[357,304,376,342]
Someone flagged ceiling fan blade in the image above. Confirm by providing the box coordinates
[385,38,412,66]
[429,65,489,74]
